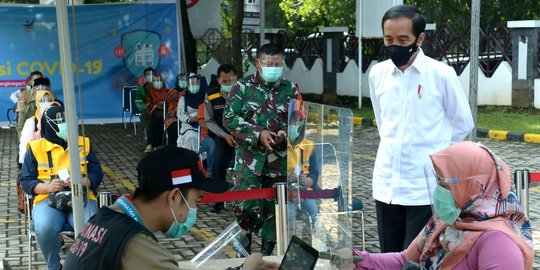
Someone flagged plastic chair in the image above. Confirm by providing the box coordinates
[129,88,142,135]
[121,86,137,129]
[25,194,74,270]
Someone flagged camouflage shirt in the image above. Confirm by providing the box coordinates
[223,74,300,177]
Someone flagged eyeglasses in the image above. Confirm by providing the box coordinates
[434,173,490,188]
[258,59,285,67]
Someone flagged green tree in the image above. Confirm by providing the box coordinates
[279,0,356,33]
[405,0,540,33]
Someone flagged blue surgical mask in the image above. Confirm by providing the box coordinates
[289,124,300,142]
[153,81,163,89]
[261,67,283,83]
[433,184,461,225]
[188,85,200,94]
[25,84,32,91]
[178,80,188,88]
[221,85,232,93]
[145,75,154,83]
[39,101,48,109]
[165,192,197,238]
[56,123,68,141]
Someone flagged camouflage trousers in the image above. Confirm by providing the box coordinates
[233,169,286,242]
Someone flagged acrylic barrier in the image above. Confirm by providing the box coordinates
[285,100,355,266]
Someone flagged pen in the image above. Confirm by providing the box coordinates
[417,84,422,99]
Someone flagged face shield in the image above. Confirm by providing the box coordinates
[188,76,200,94]
[424,162,490,225]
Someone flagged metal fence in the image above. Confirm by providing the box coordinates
[195,23,540,78]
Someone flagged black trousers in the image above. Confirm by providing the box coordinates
[375,200,432,252]
[212,136,235,182]
[147,115,164,147]
[166,121,178,146]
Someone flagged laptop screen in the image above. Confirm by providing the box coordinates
[279,236,319,270]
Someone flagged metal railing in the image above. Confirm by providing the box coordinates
[195,23,539,78]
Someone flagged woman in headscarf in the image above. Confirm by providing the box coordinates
[177,73,206,151]
[340,141,533,270]
[19,106,103,270]
[143,73,168,153]
[18,90,58,165]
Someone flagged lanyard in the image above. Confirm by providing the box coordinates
[115,196,142,225]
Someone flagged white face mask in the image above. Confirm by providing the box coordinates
[260,67,283,83]
[153,81,163,89]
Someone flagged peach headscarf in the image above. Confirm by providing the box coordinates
[33,90,59,140]
[405,141,533,269]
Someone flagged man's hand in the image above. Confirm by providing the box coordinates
[243,253,279,270]
[276,130,286,138]
[65,176,92,188]
[298,174,313,187]
[48,179,68,193]
[259,130,275,151]
[225,134,237,147]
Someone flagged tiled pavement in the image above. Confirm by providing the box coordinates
[0,124,538,269]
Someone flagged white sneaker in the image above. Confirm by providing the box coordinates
[144,145,153,153]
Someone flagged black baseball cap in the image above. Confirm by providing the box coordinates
[137,146,228,193]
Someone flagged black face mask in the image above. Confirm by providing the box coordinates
[386,40,418,67]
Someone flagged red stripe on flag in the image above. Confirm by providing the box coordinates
[171,168,191,178]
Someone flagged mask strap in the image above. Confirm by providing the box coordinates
[179,190,193,209]
[44,110,60,133]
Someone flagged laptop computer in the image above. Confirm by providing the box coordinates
[279,235,319,270]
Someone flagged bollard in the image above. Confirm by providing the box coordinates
[514,169,530,216]
[98,191,113,208]
[274,183,288,255]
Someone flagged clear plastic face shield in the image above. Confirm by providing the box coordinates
[188,76,200,94]
[33,84,50,95]
[286,99,355,268]
[423,161,490,226]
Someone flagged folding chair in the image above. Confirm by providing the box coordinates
[163,100,168,145]
[25,194,74,270]
[129,89,142,135]
[121,86,137,129]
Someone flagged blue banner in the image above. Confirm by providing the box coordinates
[0,3,179,123]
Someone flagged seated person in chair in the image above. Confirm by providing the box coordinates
[20,106,103,270]
[334,142,534,270]
[287,110,321,225]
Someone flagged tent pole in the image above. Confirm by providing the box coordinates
[468,0,480,141]
[55,0,85,236]
[176,0,187,74]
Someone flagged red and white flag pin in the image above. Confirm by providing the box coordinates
[171,168,192,185]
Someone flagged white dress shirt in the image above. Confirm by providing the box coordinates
[369,49,474,206]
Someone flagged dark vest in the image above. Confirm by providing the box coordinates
[63,207,157,270]
[207,86,227,138]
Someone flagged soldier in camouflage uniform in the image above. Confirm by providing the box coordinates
[223,43,301,256]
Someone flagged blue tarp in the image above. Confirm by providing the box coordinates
[0,3,179,123]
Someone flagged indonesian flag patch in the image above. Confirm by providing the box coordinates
[171,168,192,185]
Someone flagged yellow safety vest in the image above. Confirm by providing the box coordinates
[287,139,315,175]
[28,136,96,206]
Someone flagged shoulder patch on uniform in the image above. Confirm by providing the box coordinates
[208,93,221,101]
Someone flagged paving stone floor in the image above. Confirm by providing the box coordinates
[0,124,538,269]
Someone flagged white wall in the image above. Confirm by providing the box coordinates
[199,58,540,108]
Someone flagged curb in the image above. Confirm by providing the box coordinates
[352,116,540,144]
